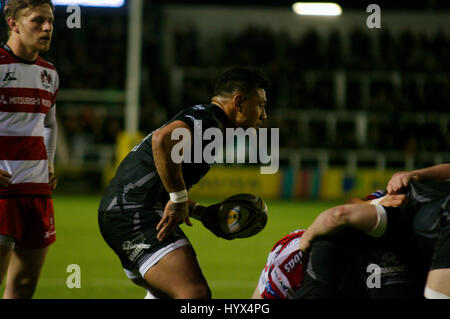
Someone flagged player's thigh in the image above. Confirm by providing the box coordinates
[0,199,20,283]
[99,208,191,273]
[0,244,13,284]
[426,206,450,297]
[4,246,48,291]
[99,208,209,298]
[143,245,210,299]
[426,269,450,297]
[129,276,170,299]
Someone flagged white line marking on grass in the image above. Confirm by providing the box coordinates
[209,280,255,289]
[38,278,132,287]
[39,278,256,289]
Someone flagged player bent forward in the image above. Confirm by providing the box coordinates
[298,178,450,299]
[98,67,268,298]
[252,163,450,299]
[0,0,58,299]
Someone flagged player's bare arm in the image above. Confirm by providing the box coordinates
[346,197,369,204]
[48,163,56,190]
[346,194,406,207]
[299,204,380,252]
[44,106,57,190]
[387,163,450,194]
[152,120,193,241]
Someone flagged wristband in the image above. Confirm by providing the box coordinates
[169,189,188,203]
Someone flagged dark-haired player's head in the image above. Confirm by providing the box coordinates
[212,66,269,129]
[4,0,54,54]
[213,66,269,97]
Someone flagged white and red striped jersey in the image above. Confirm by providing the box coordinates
[257,229,306,299]
[0,44,59,196]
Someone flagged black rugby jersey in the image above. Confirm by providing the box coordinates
[99,104,230,212]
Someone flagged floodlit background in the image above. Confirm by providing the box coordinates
[0,0,449,298]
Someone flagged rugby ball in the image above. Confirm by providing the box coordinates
[215,193,268,239]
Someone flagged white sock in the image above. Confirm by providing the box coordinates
[424,287,450,299]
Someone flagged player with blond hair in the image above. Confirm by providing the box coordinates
[0,0,58,298]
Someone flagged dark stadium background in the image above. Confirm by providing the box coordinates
[2,0,447,194]
[0,0,448,299]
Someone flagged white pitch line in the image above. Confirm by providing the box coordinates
[37,278,256,289]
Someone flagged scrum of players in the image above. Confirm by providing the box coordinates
[252,163,450,299]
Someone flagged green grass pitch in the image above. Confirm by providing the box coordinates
[1,195,341,299]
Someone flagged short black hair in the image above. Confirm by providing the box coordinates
[213,66,269,97]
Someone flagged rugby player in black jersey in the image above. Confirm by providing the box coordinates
[98,67,268,298]
[295,164,450,299]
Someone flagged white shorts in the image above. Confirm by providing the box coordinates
[123,238,190,280]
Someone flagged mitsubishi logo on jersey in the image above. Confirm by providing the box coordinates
[6,96,52,108]
[0,94,7,105]
[2,72,17,81]
[41,70,52,89]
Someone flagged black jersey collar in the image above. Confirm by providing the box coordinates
[209,103,232,128]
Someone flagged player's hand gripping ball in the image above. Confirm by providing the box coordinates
[201,194,268,240]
